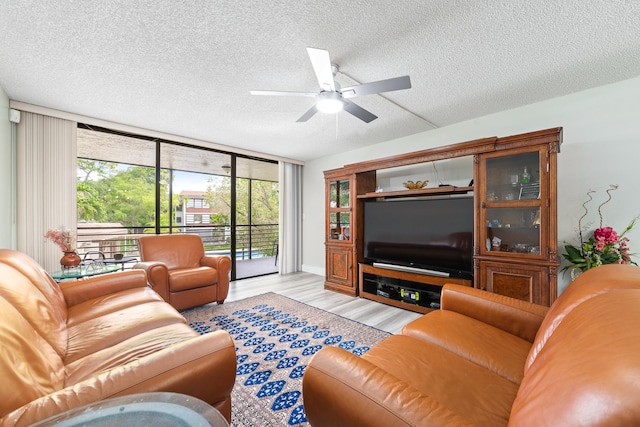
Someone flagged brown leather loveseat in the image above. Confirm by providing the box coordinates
[303,264,640,426]
[0,249,236,426]
[134,234,231,310]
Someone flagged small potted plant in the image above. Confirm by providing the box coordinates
[45,228,81,268]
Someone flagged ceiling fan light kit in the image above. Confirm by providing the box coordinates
[316,91,344,113]
[250,47,411,123]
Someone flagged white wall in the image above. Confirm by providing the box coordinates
[0,86,15,249]
[302,76,640,295]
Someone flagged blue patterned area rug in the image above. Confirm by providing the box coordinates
[181,292,391,427]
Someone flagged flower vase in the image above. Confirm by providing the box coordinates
[60,251,81,269]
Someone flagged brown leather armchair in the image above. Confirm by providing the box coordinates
[134,234,231,310]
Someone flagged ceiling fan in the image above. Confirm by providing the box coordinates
[250,47,411,123]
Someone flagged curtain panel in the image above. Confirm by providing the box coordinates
[278,162,302,274]
[17,112,77,271]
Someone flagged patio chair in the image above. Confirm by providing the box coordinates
[133,234,231,310]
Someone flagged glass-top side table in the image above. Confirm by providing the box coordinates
[50,264,120,281]
[30,392,230,426]
[102,255,137,270]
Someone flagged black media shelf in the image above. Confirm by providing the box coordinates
[358,264,473,314]
[362,273,442,309]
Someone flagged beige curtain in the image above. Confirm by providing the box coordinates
[17,112,77,271]
[278,161,302,273]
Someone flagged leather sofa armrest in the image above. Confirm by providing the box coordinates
[440,284,549,343]
[1,330,237,427]
[60,270,148,307]
[200,255,231,302]
[132,261,169,302]
[303,346,476,427]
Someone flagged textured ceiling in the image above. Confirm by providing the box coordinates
[1,1,639,162]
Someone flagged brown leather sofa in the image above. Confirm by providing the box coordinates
[0,249,236,427]
[134,234,231,310]
[303,264,640,426]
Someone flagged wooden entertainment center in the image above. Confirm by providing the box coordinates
[324,127,562,312]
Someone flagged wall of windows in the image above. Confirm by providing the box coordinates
[76,124,279,279]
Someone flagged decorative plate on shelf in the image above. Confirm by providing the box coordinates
[403,180,428,190]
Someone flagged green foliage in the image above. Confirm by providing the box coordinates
[204,177,278,226]
[250,180,279,225]
[202,177,231,224]
[77,179,104,220]
[77,161,176,227]
[77,160,279,234]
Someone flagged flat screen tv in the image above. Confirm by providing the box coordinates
[363,196,474,280]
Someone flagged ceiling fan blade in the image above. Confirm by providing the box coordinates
[341,75,411,99]
[250,90,317,97]
[343,100,377,123]
[306,47,335,92]
[296,105,319,122]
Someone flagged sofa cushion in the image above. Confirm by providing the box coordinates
[510,289,640,426]
[526,264,640,371]
[0,250,68,320]
[65,300,187,364]
[65,286,165,327]
[168,267,218,292]
[402,310,531,384]
[0,297,65,417]
[363,335,519,427]
[64,323,199,384]
[0,263,68,358]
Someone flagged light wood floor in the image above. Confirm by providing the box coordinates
[226,272,422,334]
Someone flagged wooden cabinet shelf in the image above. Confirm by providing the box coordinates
[483,199,541,209]
[358,185,473,200]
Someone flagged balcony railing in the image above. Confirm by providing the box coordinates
[76,223,279,264]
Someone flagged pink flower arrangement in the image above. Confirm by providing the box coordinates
[593,227,619,250]
[44,228,76,252]
[562,185,637,273]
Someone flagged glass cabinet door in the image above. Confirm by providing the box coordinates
[485,207,541,254]
[328,179,351,241]
[328,212,351,240]
[329,179,350,209]
[481,150,544,256]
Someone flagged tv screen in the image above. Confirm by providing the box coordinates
[363,196,474,279]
